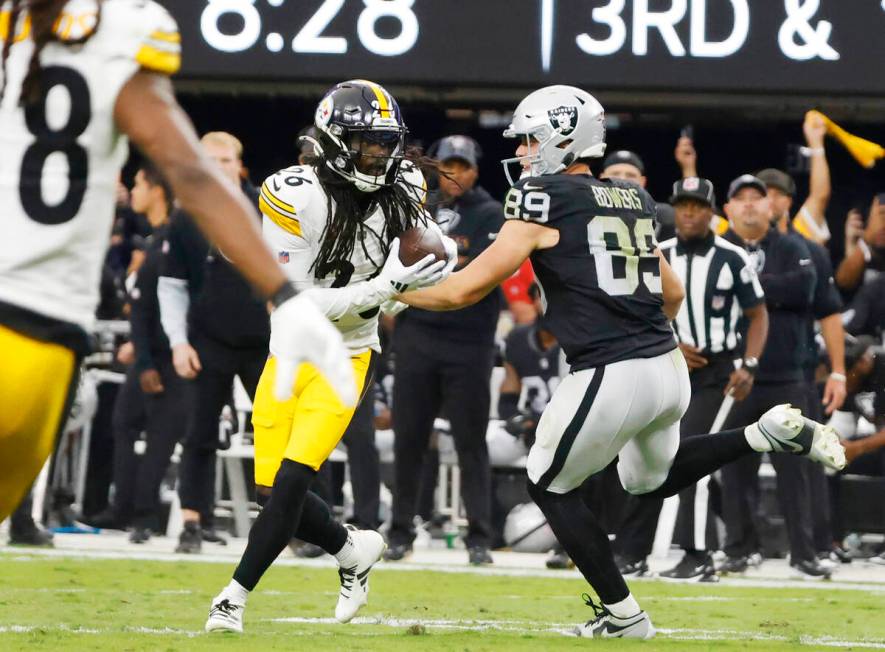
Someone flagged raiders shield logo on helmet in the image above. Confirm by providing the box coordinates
[548,106,578,136]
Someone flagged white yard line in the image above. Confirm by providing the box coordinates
[3,618,885,648]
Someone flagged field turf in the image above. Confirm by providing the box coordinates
[2,554,884,650]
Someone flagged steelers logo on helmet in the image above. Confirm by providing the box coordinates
[547,105,578,136]
[311,79,407,193]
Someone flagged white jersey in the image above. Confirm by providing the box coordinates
[260,163,427,354]
[0,0,180,334]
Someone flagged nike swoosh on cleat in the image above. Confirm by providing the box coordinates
[592,615,646,637]
[758,422,804,453]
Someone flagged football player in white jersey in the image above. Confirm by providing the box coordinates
[204,80,457,634]
[0,0,355,523]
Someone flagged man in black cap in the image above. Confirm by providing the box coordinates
[601,150,647,188]
[386,135,504,565]
[601,150,676,240]
[614,177,769,580]
[718,174,831,579]
[758,164,846,566]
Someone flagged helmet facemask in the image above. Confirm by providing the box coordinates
[315,124,406,193]
[501,126,572,186]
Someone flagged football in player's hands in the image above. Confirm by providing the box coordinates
[397,225,447,266]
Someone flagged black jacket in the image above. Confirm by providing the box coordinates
[160,180,270,349]
[724,226,816,383]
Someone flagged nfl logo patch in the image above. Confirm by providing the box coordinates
[684,177,700,191]
[278,251,290,264]
[711,294,725,311]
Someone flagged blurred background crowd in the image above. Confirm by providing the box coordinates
[4,100,884,585]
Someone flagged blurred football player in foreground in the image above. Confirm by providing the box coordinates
[0,0,355,523]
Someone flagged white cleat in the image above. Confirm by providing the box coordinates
[334,527,386,623]
[747,404,846,471]
[574,595,656,639]
[205,593,245,633]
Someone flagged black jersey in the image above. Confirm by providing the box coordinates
[503,324,561,415]
[504,174,675,371]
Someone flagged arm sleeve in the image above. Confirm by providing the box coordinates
[129,268,155,373]
[758,237,817,310]
[158,276,190,347]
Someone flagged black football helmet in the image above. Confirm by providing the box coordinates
[310,80,407,193]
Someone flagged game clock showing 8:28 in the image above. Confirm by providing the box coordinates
[200,0,418,56]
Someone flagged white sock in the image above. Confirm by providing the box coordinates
[605,593,641,619]
[744,423,769,452]
[223,579,249,604]
[334,532,359,568]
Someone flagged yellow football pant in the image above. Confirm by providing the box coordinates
[0,325,77,522]
[251,351,374,487]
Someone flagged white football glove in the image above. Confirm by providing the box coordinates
[377,238,447,293]
[441,234,459,276]
[270,289,357,406]
[380,298,409,315]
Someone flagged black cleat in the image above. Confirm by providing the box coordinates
[201,528,228,546]
[9,521,54,547]
[175,521,202,554]
[382,543,412,562]
[468,546,494,566]
[659,552,719,582]
[546,549,574,570]
[791,558,832,580]
[616,556,648,577]
[720,555,749,574]
[129,527,152,544]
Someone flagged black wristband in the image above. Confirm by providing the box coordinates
[498,393,520,420]
[270,282,298,309]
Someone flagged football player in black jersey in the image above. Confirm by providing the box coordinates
[400,84,847,639]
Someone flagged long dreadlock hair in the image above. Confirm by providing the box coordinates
[305,146,439,281]
[0,0,103,106]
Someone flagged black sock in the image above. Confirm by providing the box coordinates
[528,480,629,604]
[640,428,752,500]
[294,490,348,554]
[233,460,315,590]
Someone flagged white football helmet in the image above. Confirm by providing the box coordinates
[502,85,606,185]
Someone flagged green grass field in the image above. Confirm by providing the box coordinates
[2,554,885,650]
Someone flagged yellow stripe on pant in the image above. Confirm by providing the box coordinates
[251,350,374,487]
[0,325,77,521]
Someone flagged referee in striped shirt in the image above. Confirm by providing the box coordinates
[615,177,768,580]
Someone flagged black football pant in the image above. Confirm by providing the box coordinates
[389,329,494,549]
[720,381,817,562]
[111,356,189,529]
[803,381,834,553]
[616,359,733,561]
[176,336,265,520]
[81,381,119,517]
